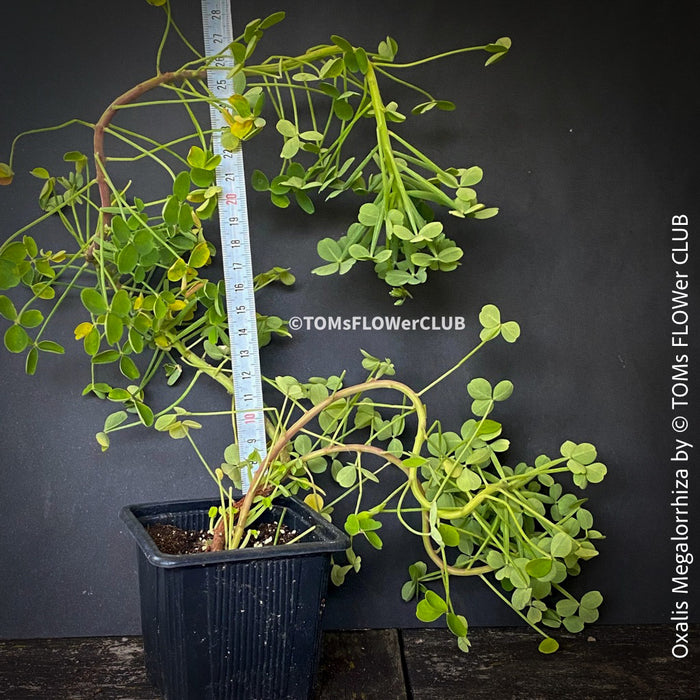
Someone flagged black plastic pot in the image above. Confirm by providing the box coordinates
[120,495,349,700]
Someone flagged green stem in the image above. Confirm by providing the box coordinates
[168,336,233,394]
[185,431,219,483]
[166,8,203,59]
[103,127,176,179]
[439,479,506,521]
[365,62,418,229]
[373,64,434,100]
[0,182,93,251]
[496,496,550,557]
[246,45,340,76]
[6,120,95,170]
[286,525,316,545]
[375,45,487,70]
[420,508,492,577]
[418,338,488,396]
[30,257,88,342]
[154,1,171,73]
[479,573,552,640]
[553,583,578,602]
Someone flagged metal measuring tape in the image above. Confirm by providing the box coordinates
[201,0,266,493]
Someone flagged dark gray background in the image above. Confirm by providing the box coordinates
[1,0,698,638]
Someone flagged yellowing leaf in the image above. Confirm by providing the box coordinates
[0,162,13,186]
[189,241,211,268]
[304,493,324,512]
[220,111,255,138]
[74,322,94,340]
[228,94,251,117]
[168,300,187,312]
[167,257,188,282]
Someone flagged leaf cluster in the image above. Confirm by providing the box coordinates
[215,13,510,303]
[207,304,607,653]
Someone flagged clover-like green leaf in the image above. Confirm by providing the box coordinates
[571,442,597,465]
[104,410,129,431]
[336,465,357,488]
[134,401,154,427]
[556,598,579,618]
[92,349,120,365]
[187,145,209,169]
[525,558,553,579]
[172,170,190,202]
[331,563,353,586]
[500,320,520,342]
[317,237,343,263]
[512,587,532,611]
[411,252,436,267]
[467,377,492,401]
[456,468,482,492]
[586,462,607,483]
[18,309,43,328]
[357,202,381,227]
[95,431,110,451]
[0,295,17,321]
[578,605,599,624]
[581,590,603,610]
[438,523,460,547]
[119,355,140,380]
[110,289,132,318]
[486,550,505,570]
[81,288,108,315]
[413,221,443,241]
[416,590,448,622]
[492,379,513,402]
[105,313,124,345]
[563,616,585,633]
[538,637,559,654]
[24,346,38,375]
[479,304,501,328]
[484,37,512,66]
[446,612,468,638]
[551,532,574,558]
[4,325,29,353]
[471,207,499,219]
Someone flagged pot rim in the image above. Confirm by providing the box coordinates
[120,495,349,568]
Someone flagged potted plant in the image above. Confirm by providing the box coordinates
[0,2,607,698]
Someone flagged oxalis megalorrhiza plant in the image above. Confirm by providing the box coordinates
[0,2,606,654]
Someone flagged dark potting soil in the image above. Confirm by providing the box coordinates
[147,521,300,555]
[146,524,209,555]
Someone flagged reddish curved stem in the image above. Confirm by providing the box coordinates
[87,68,206,259]
[208,378,426,551]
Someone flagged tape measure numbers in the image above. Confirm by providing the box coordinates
[201,0,266,492]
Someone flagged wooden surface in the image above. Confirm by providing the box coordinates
[402,625,699,700]
[0,626,697,699]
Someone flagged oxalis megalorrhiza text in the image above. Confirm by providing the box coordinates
[669,213,693,660]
